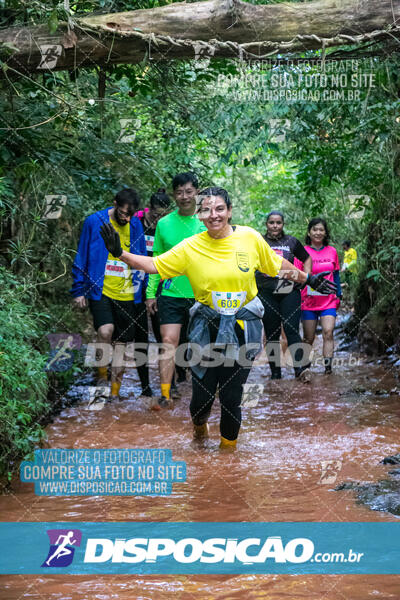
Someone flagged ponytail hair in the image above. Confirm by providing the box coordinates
[150,188,171,210]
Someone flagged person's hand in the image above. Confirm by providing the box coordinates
[73,296,87,309]
[341,263,348,272]
[146,298,157,315]
[100,223,123,258]
[305,272,337,295]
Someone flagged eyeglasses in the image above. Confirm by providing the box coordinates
[175,188,196,198]
[116,207,134,218]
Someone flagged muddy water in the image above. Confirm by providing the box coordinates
[1,342,400,598]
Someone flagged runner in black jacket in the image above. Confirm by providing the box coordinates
[256,211,312,381]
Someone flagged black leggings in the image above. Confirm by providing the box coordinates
[132,302,150,390]
[258,288,308,369]
[190,325,251,441]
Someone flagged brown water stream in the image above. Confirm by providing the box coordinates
[1,340,400,599]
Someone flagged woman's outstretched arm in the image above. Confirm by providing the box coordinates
[120,250,158,273]
[100,223,158,273]
[279,257,337,295]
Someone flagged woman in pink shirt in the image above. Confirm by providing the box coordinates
[300,218,342,374]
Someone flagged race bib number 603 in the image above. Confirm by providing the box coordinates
[212,291,247,315]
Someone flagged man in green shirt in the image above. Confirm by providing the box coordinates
[146,172,205,407]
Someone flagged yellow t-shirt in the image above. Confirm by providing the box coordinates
[102,219,134,301]
[344,247,358,273]
[153,225,283,312]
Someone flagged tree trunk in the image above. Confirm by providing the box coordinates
[0,0,399,74]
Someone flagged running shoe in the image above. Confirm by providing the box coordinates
[170,384,181,399]
[295,367,312,383]
[324,358,333,374]
[158,396,173,409]
[140,385,154,398]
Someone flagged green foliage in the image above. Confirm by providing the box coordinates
[1,0,183,28]
[1,53,400,316]
[0,267,49,481]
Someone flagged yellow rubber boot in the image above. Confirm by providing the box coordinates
[193,423,209,440]
[97,367,108,382]
[219,436,237,450]
[111,381,121,398]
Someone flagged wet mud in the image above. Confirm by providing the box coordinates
[1,325,400,598]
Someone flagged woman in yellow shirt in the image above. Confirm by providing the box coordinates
[100,187,335,449]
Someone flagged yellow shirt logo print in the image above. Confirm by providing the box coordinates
[236,252,249,272]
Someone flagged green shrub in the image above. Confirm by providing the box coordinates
[0,267,49,481]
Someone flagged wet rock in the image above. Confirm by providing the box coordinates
[388,469,400,476]
[336,452,400,516]
[335,478,400,516]
[385,353,398,363]
[337,341,349,351]
[367,492,400,515]
[393,359,400,368]
[353,386,367,394]
[64,387,83,400]
[381,454,400,465]
[75,372,96,385]
[357,329,380,356]
[339,386,367,396]
[390,387,400,395]
[335,314,352,331]
[386,341,400,356]
[335,481,359,491]
[337,339,359,352]
[386,345,397,354]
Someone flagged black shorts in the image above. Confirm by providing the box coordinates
[89,294,136,343]
[157,295,195,326]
